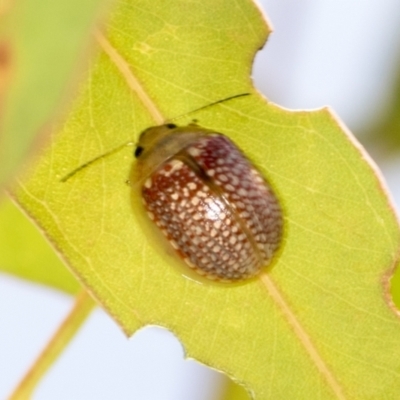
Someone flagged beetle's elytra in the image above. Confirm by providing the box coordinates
[132,123,283,283]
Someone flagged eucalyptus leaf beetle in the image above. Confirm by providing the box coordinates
[132,123,283,282]
[61,95,284,283]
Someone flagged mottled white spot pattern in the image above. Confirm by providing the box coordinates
[141,134,282,281]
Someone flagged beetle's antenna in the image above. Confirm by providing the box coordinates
[168,93,250,122]
[61,94,250,182]
[60,141,133,182]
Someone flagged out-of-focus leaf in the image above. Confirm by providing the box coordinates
[363,66,400,156]
[11,0,400,398]
[0,196,79,294]
[222,380,250,400]
[0,0,110,187]
[391,261,400,307]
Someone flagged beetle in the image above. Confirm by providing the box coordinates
[62,95,283,283]
[132,122,283,282]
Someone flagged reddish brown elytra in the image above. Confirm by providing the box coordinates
[132,123,283,283]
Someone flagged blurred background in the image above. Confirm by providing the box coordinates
[1,0,400,398]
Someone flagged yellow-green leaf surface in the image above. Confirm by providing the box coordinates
[12,0,400,398]
[0,0,109,187]
[0,196,79,294]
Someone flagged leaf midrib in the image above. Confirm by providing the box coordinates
[95,31,348,399]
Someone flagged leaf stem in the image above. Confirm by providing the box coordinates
[8,290,95,399]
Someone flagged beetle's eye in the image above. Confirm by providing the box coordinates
[166,123,177,129]
[134,146,144,158]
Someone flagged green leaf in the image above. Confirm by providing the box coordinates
[0,0,109,187]
[11,0,400,398]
